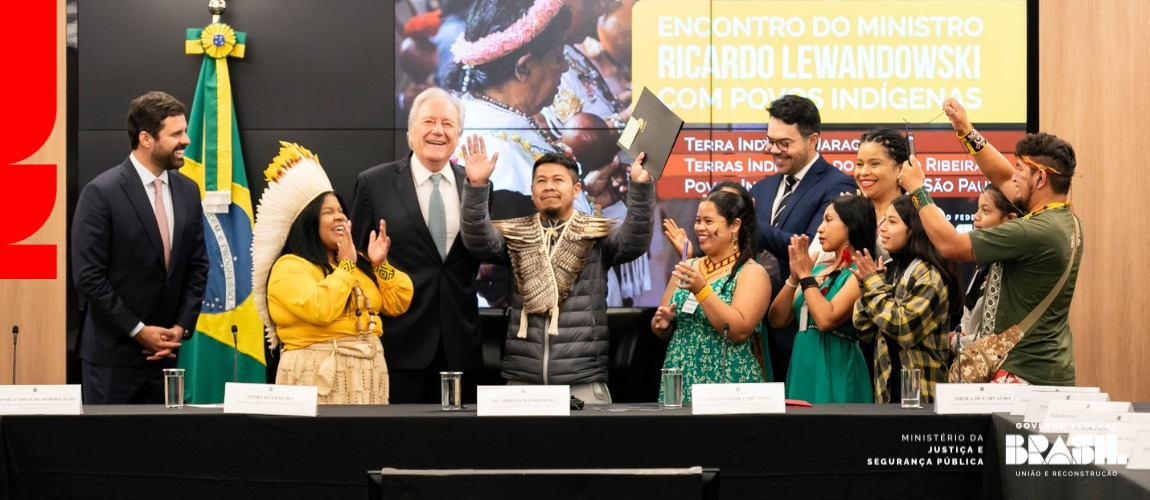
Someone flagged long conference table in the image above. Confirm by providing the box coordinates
[1,403,1147,499]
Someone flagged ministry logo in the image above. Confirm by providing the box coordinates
[1005,434,1127,465]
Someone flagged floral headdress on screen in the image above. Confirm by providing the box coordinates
[251,141,333,348]
[450,0,564,92]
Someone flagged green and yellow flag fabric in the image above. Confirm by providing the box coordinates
[178,23,266,403]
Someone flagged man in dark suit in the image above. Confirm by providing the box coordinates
[72,91,209,404]
[350,88,483,404]
[750,95,857,383]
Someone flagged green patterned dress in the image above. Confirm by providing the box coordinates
[659,263,765,404]
[785,263,873,404]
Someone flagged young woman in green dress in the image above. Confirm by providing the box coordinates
[768,194,875,403]
[651,190,772,403]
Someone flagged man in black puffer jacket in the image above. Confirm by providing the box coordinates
[459,139,654,404]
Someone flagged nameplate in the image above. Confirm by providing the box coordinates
[934,384,1016,414]
[1126,432,1150,470]
[691,383,784,415]
[1022,391,1109,423]
[1067,420,1150,459]
[223,383,317,417]
[1009,386,1100,415]
[1037,400,1133,432]
[477,385,570,417]
[0,385,82,415]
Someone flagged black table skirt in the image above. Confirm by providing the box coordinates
[988,411,1150,500]
[0,403,1142,499]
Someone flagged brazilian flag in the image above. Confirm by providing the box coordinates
[178,23,266,403]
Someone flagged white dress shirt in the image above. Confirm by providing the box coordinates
[128,152,175,337]
[410,156,460,255]
[130,153,175,240]
[770,152,820,223]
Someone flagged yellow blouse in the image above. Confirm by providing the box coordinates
[268,254,414,350]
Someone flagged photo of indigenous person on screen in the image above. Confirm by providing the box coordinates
[392,0,1030,309]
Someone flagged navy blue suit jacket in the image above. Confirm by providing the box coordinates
[349,155,483,372]
[72,157,209,367]
[750,155,857,280]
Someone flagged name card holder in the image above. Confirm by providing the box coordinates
[1037,400,1133,432]
[0,385,82,415]
[691,383,784,415]
[1067,420,1150,459]
[1022,391,1109,424]
[1009,386,1100,415]
[934,384,1016,414]
[223,382,317,417]
[477,385,570,417]
[1126,432,1150,470]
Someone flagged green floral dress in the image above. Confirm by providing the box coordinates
[660,263,765,404]
[785,263,873,404]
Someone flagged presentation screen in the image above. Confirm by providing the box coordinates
[393,0,1030,308]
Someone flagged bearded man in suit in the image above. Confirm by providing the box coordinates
[73,91,209,404]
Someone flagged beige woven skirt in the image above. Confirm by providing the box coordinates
[276,334,388,404]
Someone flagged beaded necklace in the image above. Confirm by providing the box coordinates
[351,282,378,335]
[474,93,571,155]
[1024,201,1070,219]
[566,49,622,112]
[701,251,739,282]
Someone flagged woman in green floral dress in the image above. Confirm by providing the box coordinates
[652,190,772,403]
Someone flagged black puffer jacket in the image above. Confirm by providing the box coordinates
[461,181,654,384]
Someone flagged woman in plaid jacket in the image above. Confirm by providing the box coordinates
[851,195,963,404]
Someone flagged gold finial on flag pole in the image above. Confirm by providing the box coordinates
[208,0,227,23]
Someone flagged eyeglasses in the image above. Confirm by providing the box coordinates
[764,134,812,153]
[765,138,794,152]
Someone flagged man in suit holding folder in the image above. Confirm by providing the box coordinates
[350,88,484,404]
[72,91,209,404]
[750,95,857,383]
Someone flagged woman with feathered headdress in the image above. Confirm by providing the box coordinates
[253,143,414,404]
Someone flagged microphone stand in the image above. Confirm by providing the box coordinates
[231,324,238,383]
[11,326,19,385]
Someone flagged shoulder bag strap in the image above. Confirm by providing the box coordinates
[1016,215,1081,332]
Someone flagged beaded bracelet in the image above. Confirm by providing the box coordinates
[958,128,988,155]
[694,286,713,303]
[909,186,935,210]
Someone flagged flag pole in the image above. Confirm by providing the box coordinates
[209,0,226,23]
[180,0,266,403]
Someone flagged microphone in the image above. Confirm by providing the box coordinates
[11,326,19,385]
[231,325,239,383]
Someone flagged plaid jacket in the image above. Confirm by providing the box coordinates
[854,260,952,403]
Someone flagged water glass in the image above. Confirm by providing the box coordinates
[163,368,185,408]
[440,371,463,410]
[901,367,922,409]
[661,367,683,409]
